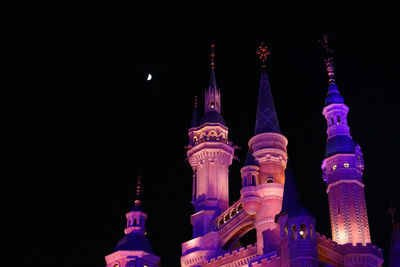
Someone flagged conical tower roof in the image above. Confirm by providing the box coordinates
[254,43,280,135]
[281,169,314,218]
[199,44,225,125]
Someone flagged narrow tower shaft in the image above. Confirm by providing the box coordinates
[320,36,371,245]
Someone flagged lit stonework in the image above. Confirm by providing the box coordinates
[180,43,383,267]
[106,42,387,267]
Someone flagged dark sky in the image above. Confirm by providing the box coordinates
[3,1,400,266]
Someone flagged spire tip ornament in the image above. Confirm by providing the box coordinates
[135,173,142,206]
[210,44,216,70]
[257,42,270,69]
[319,34,336,85]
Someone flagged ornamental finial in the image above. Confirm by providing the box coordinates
[319,34,336,85]
[135,173,142,206]
[257,42,270,68]
[210,44,216,69]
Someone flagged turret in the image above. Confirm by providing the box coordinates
[319,35,382,266]
[240,152,260,215]
[245,43,288,255]
[105,175,160,267]
[276,169,318,267]
[186,44,234,238]
[320,35,371,246]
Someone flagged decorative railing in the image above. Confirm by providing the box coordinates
[215,200,244,229]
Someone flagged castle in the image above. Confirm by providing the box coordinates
[105,41,400,266]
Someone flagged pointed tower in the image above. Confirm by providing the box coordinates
[276,169,318,267]
[244,43,288,255]
[320,36,371,246]
[105,175,160,267]
[320,35,383,266]
[186,44,234,238]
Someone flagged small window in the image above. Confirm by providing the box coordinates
[331,117,334,126]
[237,203,243,211]
[266,177,274,183]
[337,116,341,124]
[332,164,337,170]
[251,175,256,185]
[300,224,308,239]
[344,162,349,168]
[218,219,224,227]
[134,219,137,226]
[231,208,237,217]
[291,225,297,240]
[224,213,230,222]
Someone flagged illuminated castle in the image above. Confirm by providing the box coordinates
[105,40,389,266]
[181,41,384,267]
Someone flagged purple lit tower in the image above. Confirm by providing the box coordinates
[106,41,387,266]
[105,175,161,267]
[320,35,383,266]
[179,42,384,267]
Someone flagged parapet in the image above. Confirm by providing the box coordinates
[316,232,383,266]
[205,244,257,267]
[248,251,281,267]
[341,242,383,257]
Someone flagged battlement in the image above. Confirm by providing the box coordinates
[316,232,383,266]
[317,232,339,247]
[341,242,383,257]
[248,251,281,267]
[316,232,382,256]
[205,244,257,267]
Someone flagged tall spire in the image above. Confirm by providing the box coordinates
[254,42,281,135]
[134,173,142,207]
[320,34,344,105]
[204,44,220,114]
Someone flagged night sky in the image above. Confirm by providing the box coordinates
[4,1,400,266]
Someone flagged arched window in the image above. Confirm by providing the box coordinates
[291,225,297,240]
[337,116,341,124]
[218,218,224,227]
[266,177,274,183]
[133,219,137,226]
[300,223,308,239]
[251,175,256,185]
[231,208,237,217]
[224,213,230,222]
[237,203,243,212]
